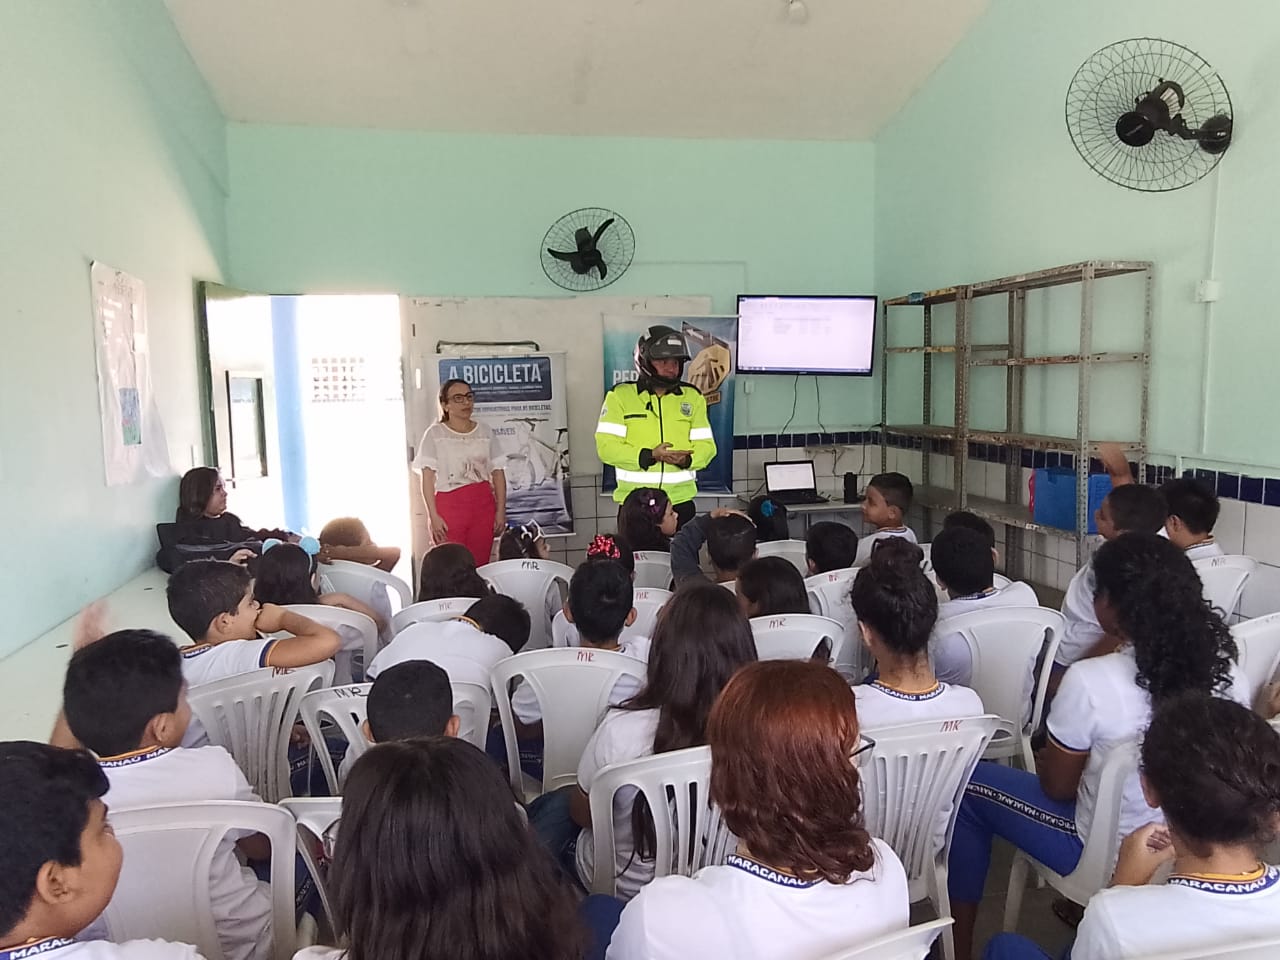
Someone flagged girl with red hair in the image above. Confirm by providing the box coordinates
[605,659,910,959]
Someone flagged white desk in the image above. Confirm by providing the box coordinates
[737,496,863,534]
[0,569,180,742]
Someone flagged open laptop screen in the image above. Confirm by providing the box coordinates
[765,460,817,494]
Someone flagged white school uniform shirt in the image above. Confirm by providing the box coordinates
[854,527,919,567]
[853,680,985,731]
[366,617,512,688]
[1047,647,1249,842]
[606,840,910,960]
[1073,864,1280,960]
[931,580,1040,686]
[1184,538,1225,562]
[412,421,506,492]
[8,939,202,960]
[178,638,282,747]
[1056,561,1102,667]
[96,746,272,960]
[575,706,660,899]
[511,635,650,724]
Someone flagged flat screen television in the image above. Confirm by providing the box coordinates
[735,295,877,376]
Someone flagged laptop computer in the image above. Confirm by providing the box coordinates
[764,460,828,505]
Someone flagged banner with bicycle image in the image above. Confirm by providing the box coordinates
[600,315,737,495]
[434,353,574,535]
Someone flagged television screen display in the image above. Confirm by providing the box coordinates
[736,295,877,376]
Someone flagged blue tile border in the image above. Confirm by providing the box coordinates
[730,430,1280,507]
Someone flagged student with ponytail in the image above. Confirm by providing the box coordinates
[617,488,678,553]
[946,533,1248,960]
[985,694,1280,959]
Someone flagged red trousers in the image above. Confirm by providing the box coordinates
[436,481,496,566]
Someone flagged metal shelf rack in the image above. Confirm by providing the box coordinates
[880,260,1153,572]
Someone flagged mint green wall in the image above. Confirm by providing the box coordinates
[225,125,879,435]
[876,0,1279,471]
[0,1,227,656]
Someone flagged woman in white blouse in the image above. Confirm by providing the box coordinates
[414,378,507,566]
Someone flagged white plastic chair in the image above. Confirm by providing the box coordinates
[390,596,476,635]
[860,716,1002,960]
[101,801,297,960]
[280,604,378,685]
[479,558,575,651]
[188,661,335,803]
[630,587,671,638]
[279,796,342,931]
[1231,612,1280,709]
[806,568,864,680]
[750,613,847,665]
[1139,938,1280,960]
[491,648,649,799]
[755,538,810,575]
[935,606,1064,769]
[320,559,412,611]
[587,745,731,896]
[299,683,371,794]
[992,573,1013,589]
[1003,738,1140,933]
[632,550,674,589]
[1195,555,1258,620]
[817,919,954,960]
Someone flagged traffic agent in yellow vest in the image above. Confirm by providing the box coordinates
[595,326,717,506]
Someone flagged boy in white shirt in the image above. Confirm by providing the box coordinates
[1160,477,1225,561]
[930,526,1038,687]
[849,550,985,730]
[365,593,528,687]
[335,659,461,786]
[805,521,858,575]
[60,630,272,960]
[1053,484,1167,672]
[983,695,1280,960]
[512,559,648,729]
[854,473,918,566]
[165,559,342,705]
[0,741,203,960]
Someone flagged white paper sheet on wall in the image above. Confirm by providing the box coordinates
[89,261,170,485]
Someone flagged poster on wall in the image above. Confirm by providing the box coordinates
[433,353,574,535]
[600,315,738,495]
[89,262,170,486]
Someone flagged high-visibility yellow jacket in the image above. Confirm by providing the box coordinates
[595,381,716,504]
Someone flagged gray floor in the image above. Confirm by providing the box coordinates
[912,839,1075,960]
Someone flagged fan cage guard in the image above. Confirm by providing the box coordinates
[1066,37,1233,192]
[540,207,636,291]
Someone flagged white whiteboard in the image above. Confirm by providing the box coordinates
[400,295,712,477]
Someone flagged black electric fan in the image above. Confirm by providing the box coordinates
[541,208,635,291]
[1066,38,1234,192]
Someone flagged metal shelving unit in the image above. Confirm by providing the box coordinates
[880,260,1153,573]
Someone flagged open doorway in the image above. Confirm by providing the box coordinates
[200,288,410,581]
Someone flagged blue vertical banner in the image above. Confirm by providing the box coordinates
[600,316,737,494]
[435,353,573,535]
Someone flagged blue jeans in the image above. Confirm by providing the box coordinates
[485,722,545,782]
[984,933,1070,960]
[581,895,624,960]
[528,785,582,883]
[948,761,1083,904]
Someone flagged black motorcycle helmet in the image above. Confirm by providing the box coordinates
[634,325,691,390]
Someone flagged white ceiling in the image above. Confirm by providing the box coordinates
[164,0,988,140]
